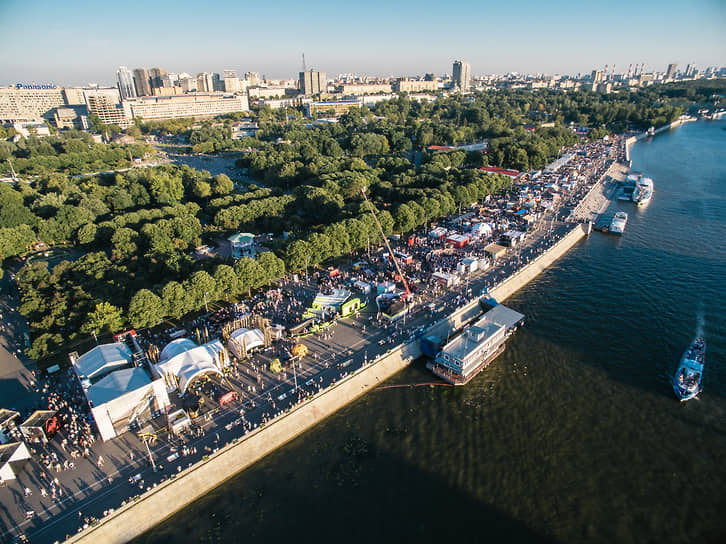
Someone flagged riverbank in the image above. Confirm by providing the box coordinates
[624,115,698,161]
[64,219,592,544]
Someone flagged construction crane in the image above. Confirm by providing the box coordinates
[360,186,411,299]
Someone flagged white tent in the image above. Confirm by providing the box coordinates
[73,343,133,381]
[155,340,224,393]
[0,442,31,481]
[177,361,223,395]
[159,338,198,362]
[227,328,266,359]
[86,367,171,442]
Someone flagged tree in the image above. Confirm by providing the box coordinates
[82,302,124,334]
[211,174,234,195]
[234,257,263,295]
[257,251,285,285]
[214,264,240,300]
[191,179,212,199]
[149,172,184,205]
[188,271,217,309]
[128,289,164,329]
[161,281,188,319]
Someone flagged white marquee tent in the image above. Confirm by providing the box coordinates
[227,328,265,359]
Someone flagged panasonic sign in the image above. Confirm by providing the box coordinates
[15,83,58,90]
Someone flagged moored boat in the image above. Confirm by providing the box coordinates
[632,176,654,207]
[610,211,628,234]
[673,336,706,401]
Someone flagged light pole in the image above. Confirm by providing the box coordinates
[304,255,311,282]
[144,436,157,472]
[292,357,298,392]
[203,292,209,313]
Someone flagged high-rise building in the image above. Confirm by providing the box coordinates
[665,63,678,80]
[299,70,327,95]
[591,69,604,83]
[245,72,261,86]
[149,67,168,91]
[116,67,137,100]
[452,60,471,91]
[684,63,696,78]
[196,72,215,93]
[133,68,152,97]
[223,70,240,93]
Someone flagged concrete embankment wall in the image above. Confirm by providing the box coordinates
[625,116,695,160]
[65,223,589,544]
[66,341,421,544]
[488,223,589,303]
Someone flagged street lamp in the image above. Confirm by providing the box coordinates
[203,292,209,313]
[304,255,311,282]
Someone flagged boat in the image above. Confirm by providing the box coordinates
[673,336,706,401]
[609,211,628,234]
[632,176,654,207]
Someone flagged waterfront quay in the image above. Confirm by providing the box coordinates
[0,136,626,544]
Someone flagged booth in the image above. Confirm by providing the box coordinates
[0,442,32,481]
[19,410,60,444]
[0,409,20,444]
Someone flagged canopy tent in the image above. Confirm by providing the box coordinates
[167,409,192,435]
[86,367,171,442]
[155,340,225,391]
[0,442,31,481]
[72,343,133,382]
[178,360,223,395]
[19,410,60,444]
[227,328,266,359]
[159,338,198,362]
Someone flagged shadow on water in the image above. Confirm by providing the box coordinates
[133,438,558,544]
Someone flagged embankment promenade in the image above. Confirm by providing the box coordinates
[65,220,592,544]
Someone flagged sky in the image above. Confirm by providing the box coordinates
[1,0,725,86]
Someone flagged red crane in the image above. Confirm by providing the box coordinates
[361,186,411,299]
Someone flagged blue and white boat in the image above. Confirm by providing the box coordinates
[673,336,706,401]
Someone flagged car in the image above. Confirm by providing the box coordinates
[277,393,287,401]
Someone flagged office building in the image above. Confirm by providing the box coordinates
[116,66,137,100]
[245,72,261,86]
[149,67,168,92]
[452,60,471,91]
[393,78,439,92]
[299,70,327,95]
[196,72,215,93]
[133,68,152,96]
[0,85,66,123]
[122,93,250,122]
[223,69,240,93]
[338,83,392,95]
[665,63,678,80]
[179,76,197,93]
[85,89,131,128]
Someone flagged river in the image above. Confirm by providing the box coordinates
[136,120,726,544]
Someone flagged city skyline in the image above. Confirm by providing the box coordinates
[1,0,725,86]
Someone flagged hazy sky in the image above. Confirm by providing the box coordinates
[1,0,725,85]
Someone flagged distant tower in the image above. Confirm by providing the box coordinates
[452,60,471,91]
[116,66,137,100]
[299,69,326,95]
[132,68,152,96]
[665,63,678,80]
